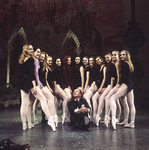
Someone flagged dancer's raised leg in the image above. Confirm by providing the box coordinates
[110,84,128,129]
[56,85,69,124]
[31,86,56,131]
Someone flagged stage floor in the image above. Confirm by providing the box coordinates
[0,108,149,150]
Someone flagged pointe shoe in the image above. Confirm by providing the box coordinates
[124,122,135,128]
[54,115,59,127]
[61,113,66,125]
[93,114,96,125]
[108,116,111,123]
[118,119,128,126]
[34,118,39,125]
[22,124,27,131]
[112,118,118,130]
[95,115,101,127]
[28,123,35,129]
[48,117,56,132]
[104,115,109,128]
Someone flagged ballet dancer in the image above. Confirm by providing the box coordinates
[62,55,74,123]
[53,58,69,124]
[45,56,58,127]
[33,52,48,124]
[19,44,56,131]
[92,56,106,125]
[73,56,84,92]
[83,57,97,111]
[62,55,74,97]
[82,56,90,94]
[110,50,136,129]
[27,48,41,127]
[38,55,58,128]
[103,51,121,128]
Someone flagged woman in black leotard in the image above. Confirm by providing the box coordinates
[53,58,69,124]
[103,51,121,128]
[53,58,64,92]
[19,44,53,131]
[92,56,106,125]
[45,56,58,127]
[46,56,54,92]
[82,56,91,105]
[73,56,84,92]
[109,50,136,129]
[62,55,74,123]
[83,57,97,108]
[82,56,90,93]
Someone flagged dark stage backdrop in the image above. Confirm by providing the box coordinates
[0,0,124,54]
[0,0,123,86]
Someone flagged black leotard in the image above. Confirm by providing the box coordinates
[47,68,54,90]
[89,66,96,86]
[119,61,134,91]
[95,65,105,88]
[104,63,117,87]
[53,66,63,87]
[84,66,91,87]
[19,57,35,92]
[73,65,82,89]
[38,63,46,86]
[63,65,74,89]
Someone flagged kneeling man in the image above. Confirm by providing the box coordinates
[68,88,90,130]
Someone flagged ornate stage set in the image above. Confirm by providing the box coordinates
[0,0,146,108]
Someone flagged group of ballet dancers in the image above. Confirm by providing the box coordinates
[19,44,136,131]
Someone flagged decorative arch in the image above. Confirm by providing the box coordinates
[6,27,28,88]
[61,29,81,57]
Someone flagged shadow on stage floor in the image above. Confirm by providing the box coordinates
[0,108,149,150]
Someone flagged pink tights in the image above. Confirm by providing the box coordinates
[20,86,51,126]
[84,84,97,108]
[110,84,136,122]
[56,85,69,114]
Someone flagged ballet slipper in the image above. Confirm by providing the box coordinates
[124,121,135,128]
[95,114,101,127]
[22,123,27,131]
[48,116,56,131]
[112,118,118,130]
